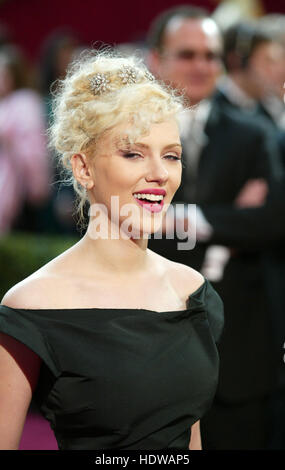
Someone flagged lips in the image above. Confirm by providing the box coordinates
[132,188,166,213]
[133,188,166,196]
[134,198,164,213]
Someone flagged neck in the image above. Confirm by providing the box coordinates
[76,220,151,276]
[188,96,210,107]
[230,72,257,101]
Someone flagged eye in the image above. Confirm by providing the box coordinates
[164,154,181,161]
[122,152,143,159]
[176,50,195,61]
[206,51,221,61]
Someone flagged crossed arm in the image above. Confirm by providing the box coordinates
[0,332,41,450]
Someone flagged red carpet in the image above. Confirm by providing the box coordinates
[19,411,58,450]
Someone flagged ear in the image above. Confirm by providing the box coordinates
[70,153,95,190]
[146,49,163,78]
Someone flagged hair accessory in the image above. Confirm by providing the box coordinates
[89,67,155,96]
[89,73,112,95]
[144,70,155,81]
[118,66,139,84]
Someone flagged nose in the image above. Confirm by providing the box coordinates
[192,55,212,73]
[145,156,169,185]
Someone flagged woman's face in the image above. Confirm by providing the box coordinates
[85,118,182,239]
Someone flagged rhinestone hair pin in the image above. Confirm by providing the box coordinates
[89,66,155,96]
[118,66,139,84]
[89,73,112,95]
[144,70,155,82]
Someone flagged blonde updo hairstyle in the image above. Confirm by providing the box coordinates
[48,47,185,231]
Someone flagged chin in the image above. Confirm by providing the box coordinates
[188,86,213,102]
[120,214,165,240]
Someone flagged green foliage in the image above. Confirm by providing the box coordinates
[0,231,79,298]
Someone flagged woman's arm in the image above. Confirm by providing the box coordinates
[189,420,202,450]
[0,332,42,449]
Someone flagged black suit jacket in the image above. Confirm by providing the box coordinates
[200,91,285,402]
[200,91,285,248]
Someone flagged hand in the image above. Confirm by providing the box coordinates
[235,178,268,208]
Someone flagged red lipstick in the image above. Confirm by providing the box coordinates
[132,188,166,213]
[133,188,166,196]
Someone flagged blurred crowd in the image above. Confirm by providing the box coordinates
[0,2,285,450]
[0,25,83,236]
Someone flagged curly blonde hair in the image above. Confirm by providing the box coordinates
[48,47,185,231]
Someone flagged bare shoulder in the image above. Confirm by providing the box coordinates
[1,273,57,310]
[148,249,205,297]
[167,260,205,295]
[1,241,81,310]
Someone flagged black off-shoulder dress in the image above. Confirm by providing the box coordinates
[0,278,223,450]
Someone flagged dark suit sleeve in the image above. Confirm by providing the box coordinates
[200,121,285,248]
[201,176,285,248]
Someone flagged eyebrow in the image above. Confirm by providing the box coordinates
[133,142,182,151]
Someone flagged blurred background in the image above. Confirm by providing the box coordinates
[0,0,284,451]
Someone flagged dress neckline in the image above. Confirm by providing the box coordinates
[1,278,208,315]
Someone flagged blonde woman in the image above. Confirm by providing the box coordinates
[0,49,223,450]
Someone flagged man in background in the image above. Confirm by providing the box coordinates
[146,5,283,449]
[213,19,285,449]
[217,20,285,133]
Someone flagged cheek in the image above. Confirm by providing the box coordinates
[253,62,265,75]
[97,167,135,206]
[169,165,182,192]
[90,166,116,205]
[164,61,188,80]
[249,64,266,84]
[250,55,267,75]
[271,63,285,81]
[207,62,221,79]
